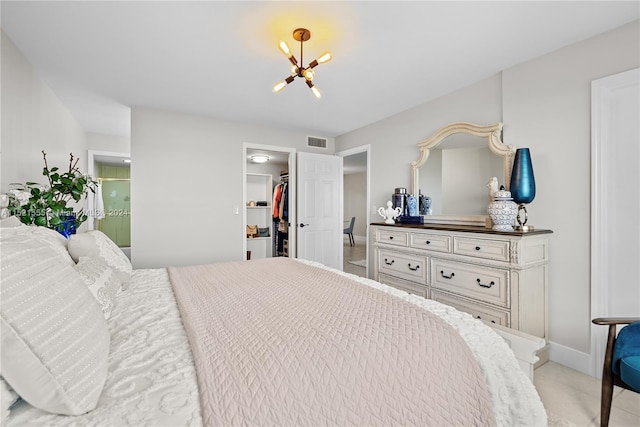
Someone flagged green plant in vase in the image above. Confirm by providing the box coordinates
[8,150,97,237]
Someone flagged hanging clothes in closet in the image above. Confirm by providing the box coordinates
[272,174,289,256]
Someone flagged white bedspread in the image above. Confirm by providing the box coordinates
[8,269,202,427]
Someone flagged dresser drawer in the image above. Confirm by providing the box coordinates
[431,290,510,327]
[453,237,510,262]
[378,249,427,283]
[376,229,408,246]
[409,232,451,253]
[378,273,428,298]
[431,259,509,308]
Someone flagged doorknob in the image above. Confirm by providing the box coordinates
[299,223,309,228]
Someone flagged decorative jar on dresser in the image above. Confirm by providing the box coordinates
[371,222,552,361]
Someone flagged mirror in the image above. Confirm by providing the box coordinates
[411,122,516,226]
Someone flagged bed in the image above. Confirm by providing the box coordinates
[0,218,547,426]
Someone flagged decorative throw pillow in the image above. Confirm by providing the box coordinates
[0,216,23,228]
[1,377,19,426]
[75,257,122,319]
[0,219,75,266]
[0,230,110,415]
[68,230,132,285]
[28,225,76,266]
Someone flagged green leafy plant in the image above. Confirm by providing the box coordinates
[8,151,97,235]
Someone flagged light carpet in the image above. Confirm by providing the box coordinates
[348,259,367,268]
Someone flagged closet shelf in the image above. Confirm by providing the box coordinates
[246,206,271,209]
[247,237,271,241]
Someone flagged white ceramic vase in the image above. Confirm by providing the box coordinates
[487,189,517,231]
[378,201,402,224]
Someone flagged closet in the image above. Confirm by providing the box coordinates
[245,148,290,260]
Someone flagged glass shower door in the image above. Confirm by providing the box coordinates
[97,179,130,247]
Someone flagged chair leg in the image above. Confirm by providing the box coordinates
[601,367,614,427]
[349,233,354,246]
[600,324,617,427]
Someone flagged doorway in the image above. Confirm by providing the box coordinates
[243,143,296,261]
[87,150,131,259]
[337,145,370,278]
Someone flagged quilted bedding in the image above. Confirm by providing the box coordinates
[7,258,546,426]
[169,257,496,426]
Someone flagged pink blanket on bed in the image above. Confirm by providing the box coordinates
[168,258,495,426]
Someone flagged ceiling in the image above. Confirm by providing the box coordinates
[2,1,638,139]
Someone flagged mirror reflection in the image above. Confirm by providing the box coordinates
[419,145,503,215]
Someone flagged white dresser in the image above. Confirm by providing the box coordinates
[371,223,552,346]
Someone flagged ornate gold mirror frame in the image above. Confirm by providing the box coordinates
[411,122,517,226]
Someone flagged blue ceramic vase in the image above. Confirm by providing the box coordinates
[55,214,77,239]
[510,148,536,204]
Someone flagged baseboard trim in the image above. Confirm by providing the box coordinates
[548,340,592,376]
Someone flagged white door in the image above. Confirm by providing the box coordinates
[296,152,343,269]
[590,68,640,377]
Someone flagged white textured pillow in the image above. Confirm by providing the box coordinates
[1,377,19,425]
[0,230,110,415]
[68,230,132,285]
[75,257,122,319]
[0,216,23,228]
[0,220,75,266]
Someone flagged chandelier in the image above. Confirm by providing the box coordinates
[272,28,332,98]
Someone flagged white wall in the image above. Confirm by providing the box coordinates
[130,107,334,268]
[343,172,367,237]
[1,31,86,192]
[335,20,640,370]
[86,132,131,154]
[501,21,640,359]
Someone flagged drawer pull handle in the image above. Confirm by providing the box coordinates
[476,278,495,288]
[407,263,420,271]
[440,270,455,279]
[384,258,395,266]
[475,315,496,324]
[426,240,431,245]
[389,236,394,240]
[475,246,481,251]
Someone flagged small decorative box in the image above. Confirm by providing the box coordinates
[398,215,424,224]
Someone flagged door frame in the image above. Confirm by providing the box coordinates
[242,142,296,260]
[590,67,640,377]
[336,144,371,277]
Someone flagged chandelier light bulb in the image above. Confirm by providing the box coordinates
[311,86,321,98]
[316,51,332,64]
[303,68,315,81]
[290,64,298,75]
[273,81,286,93]
[278,41,291,58]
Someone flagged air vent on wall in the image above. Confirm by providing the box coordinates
[307,136,327,149]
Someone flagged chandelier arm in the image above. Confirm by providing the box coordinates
[299,38,303,70]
